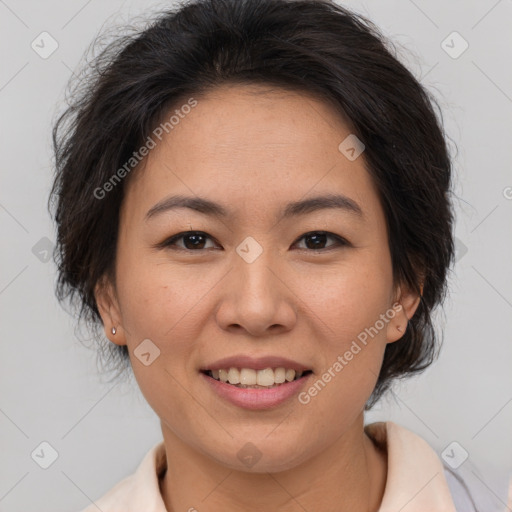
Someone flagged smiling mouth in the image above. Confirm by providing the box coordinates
[201,367,313,389]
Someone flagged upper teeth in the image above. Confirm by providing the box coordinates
[210,367,303,386]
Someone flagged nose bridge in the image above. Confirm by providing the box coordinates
[234,234,277,299]
[215,234,296,335]
[235,234,267,266]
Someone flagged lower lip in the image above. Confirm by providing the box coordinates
[200,372,312,410]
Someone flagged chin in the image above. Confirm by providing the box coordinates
[208,436,314,474]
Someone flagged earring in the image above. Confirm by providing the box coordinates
[111,327,117,335]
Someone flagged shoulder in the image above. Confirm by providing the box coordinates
[442,465,478,512]
[75,441,167,512]
[366,421,510,512]
[77,473,138,512]
[443,460,511,512]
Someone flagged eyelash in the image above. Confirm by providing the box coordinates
[157,230,350,253]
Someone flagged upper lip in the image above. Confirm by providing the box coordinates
[200,355,312,372]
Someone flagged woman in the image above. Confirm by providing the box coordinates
[50,0,464,510]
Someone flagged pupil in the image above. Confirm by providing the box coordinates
[185,234,205,249]
[306,233,326,249]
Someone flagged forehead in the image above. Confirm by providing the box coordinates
[122,84,382,225]
[180,83,350,152]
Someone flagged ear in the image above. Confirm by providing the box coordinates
[386,281,423,344]
[94,275,127,346]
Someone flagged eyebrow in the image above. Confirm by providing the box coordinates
[145,193,364,222]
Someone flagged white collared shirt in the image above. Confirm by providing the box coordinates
[78,421,468,511]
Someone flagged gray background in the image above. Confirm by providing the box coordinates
[1,0,511,511]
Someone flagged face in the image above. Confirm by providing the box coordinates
[96,84,419,472]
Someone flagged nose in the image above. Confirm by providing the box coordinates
[215,247,297,337]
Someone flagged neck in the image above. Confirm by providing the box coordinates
[159,413,387,512]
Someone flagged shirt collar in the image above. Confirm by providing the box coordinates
[365,421,457,511]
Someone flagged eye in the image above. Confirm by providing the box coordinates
[160,231,219,251]
[157,230,349,252]
[292,231,349,251]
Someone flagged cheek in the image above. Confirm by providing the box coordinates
[295,253,393,400]
[297,252,393,337]
[113,257,208,423]
[116,250,207,336]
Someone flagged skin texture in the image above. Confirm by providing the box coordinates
[95,84,421,512]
